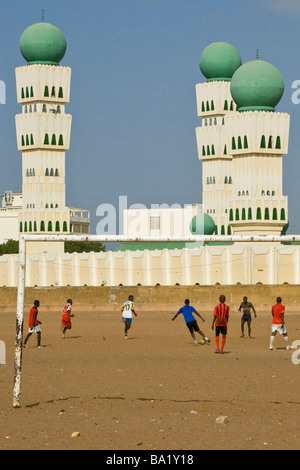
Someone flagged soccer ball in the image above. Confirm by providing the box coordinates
[199,338,206,345]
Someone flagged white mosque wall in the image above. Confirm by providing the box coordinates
[0,244,299,287]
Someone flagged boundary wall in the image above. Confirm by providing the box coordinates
[1,284,300,314]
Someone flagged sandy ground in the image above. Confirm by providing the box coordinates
[0,305,300,451]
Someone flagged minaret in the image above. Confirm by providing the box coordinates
[15,22,72,242]
[195,41,242,235]
[229,59,289,236]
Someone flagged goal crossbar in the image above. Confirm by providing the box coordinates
[13,233,300,407]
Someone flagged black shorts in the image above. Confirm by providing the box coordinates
[186,320,200,334]
[215,326,227,336]
[241,314,252,323]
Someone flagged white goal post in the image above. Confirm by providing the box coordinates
[13,233,300,408]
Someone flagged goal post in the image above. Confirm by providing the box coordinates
[12,233,300,408]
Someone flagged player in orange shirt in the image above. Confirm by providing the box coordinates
[212,295,230,354]
[62,299,73,339]
[269,297,291,350]
[23,300,42,348]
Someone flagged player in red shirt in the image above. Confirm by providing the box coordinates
[212,295,230,354]
[23,300,42,348]
[270,297,291,350]
[62,299,73,339]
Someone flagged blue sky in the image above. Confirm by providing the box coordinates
[1,0,300,235]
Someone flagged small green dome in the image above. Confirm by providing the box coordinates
[19,22,67,65]
[189,213,216,236]
[230,60,284,112]
[200,41,242,82]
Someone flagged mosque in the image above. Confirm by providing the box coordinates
[0,22,298,287]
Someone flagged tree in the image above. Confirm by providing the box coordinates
[64,241,106,253]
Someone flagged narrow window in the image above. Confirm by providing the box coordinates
[44,134,49,145]
[257,208,262,220]
[276,136,281,149]
[44,86,49,97]
[280,208,286,221]
[265,208,270,220]
[272,208,278,220]
[260,135,266,149]
[58,87,64,98]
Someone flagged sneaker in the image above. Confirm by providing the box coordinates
[269,346,276,351]
[215,349,220,354]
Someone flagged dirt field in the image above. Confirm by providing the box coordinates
[0,304,300,450]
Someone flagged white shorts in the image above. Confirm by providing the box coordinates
[28,325,41,334]
[272,324,287,335]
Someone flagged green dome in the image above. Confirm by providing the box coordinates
[200,41,242,82]
[230,60,284,112]
[189,213,216,236]
[19,22,67,65]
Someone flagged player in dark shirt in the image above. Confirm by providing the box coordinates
[239,296,257,338]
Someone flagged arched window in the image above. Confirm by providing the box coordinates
[257,208,262,220]
[273,208,278,220]
[24,222,27,232]
[55,221,60,232]
[50,168,54,176]
[265,208,270,220]
[238,136,242,149]
[260,135,266,148]
[51,86,55,97]
[58,87,64,98]
[232,137,236,150]
[51,134,56,145]
[34,221,37,232]
[29,221,32,232]
[224,100,228,111]
[40,221,45,232]
[248,208,252,220]
[235,209,239,220]
[227,226,232,235]
[48,221,53,232]
[280,208,286,221]
[242,208,246,220]
[55,169,59,176]
[229,209,234,221]
[276,136,281,149]
[63,221,68,232]
[268,136,273,149]
[58,135,64,146]
[45,168,49,176]
[44,86,49,97]
[44,134,49,145]
[221,225,225,235]
[244,136,248,149]
[20,222,23,233]
[42,104,47,113]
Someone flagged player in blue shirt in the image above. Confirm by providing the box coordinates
[172,299,211,345]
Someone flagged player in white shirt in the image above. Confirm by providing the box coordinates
[121,295,137,339]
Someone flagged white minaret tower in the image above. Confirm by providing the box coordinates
[195,42,242,235]
[228,59,289,236]
[15,22,71,241]
[196,42,289,237]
